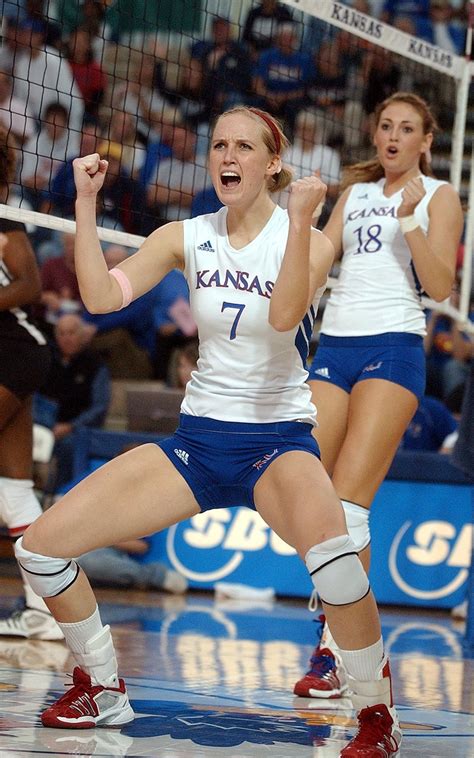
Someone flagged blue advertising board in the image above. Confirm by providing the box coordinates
[70,429,474,610]
[144,478,473,609]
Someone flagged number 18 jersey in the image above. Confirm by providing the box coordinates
[180,205,324,424]
[322,175,446,337]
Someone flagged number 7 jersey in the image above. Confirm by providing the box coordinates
[180,205,325,424]
[322,175,446,337]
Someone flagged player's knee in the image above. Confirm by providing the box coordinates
[14,535,80,598]
[305,534,370,606]
[341,500,370,552]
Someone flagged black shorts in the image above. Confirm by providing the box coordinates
[0,340,52,400]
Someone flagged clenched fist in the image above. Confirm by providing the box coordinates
[72,153,109,198]
[287,173,327,223]
[398,176,426,218]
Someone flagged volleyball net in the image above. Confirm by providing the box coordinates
[0,0,472,327]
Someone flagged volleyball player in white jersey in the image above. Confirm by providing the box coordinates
[0,126,62,641]
[17,106,401,755]
[294,92,464,701]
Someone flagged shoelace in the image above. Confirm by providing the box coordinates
[308,650,336,676]
[52,671,92,706]
[354,707,398,750]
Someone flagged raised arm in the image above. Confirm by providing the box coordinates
[321,186,351,261]
[269,175,333,332]
[73,153,184,314]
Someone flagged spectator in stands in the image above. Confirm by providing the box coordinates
[152,269,197,382]
[361,46,401,125]
[1,0,62,51]
[417,0,466,53]
[96,140,148,235]
[20,102,79,214]
[19,0,63,50]
[100,110,147,180]
[50,117,101,219]
[10,16,84,134]
[83,245,156,380]
[146,123,211,223]
[115,50,179,143]
[381,0,430,24]
[294,92,463,700]
[171,57,211,129]
[39,231,83,331]
[0,124,61,641]
[190,16,252,116]
[399,394,458,451]
[76,536,188,593]
[277,109,341,223]
[242,0,294,59]
[425,300,474,412]
[0,68,35,145]
[66,26,107,119]
[174,341,199,389]
[305,36,366,154]
[0,16,20,72]
[252,22,312,136]
[34,313,110,491]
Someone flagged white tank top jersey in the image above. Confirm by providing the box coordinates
[322,175,446,337]
[181,205,325,424]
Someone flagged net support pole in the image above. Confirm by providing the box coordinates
[450,60,470,192]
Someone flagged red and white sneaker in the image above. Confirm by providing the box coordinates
[293,646,347,698]
[41,667,135,729]
[341,703,402,757]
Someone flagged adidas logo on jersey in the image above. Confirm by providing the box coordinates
[314,367,330,378]
[197,240,215,252]
[174,448,189,465]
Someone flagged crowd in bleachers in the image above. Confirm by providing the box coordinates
[0,0,472,494]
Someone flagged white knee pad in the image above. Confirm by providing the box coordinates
[341,500,370,552]
[0,477,42,536]
[15,536,80,598]
[305,534,370,606]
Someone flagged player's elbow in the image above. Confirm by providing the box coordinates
[83,298,112,315]
[428,285,453,303]
[269,312,301,332]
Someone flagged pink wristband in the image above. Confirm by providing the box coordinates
[109,267,133,310]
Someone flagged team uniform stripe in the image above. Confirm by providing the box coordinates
[0,261,47,345]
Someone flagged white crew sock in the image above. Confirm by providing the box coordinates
[338,637,384,681]
[58,606,119,686]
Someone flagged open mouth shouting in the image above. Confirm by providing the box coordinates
[220,171,241,190]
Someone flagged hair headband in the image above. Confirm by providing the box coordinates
[248,108,282,154]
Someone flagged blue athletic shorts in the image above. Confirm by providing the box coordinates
[307,332,426,400]
[158,414,320,512]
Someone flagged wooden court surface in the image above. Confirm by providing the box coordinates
[0,576,473,757]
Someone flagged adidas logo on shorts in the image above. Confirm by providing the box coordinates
[363,361,383,372]
[315,367,330,378]
[197,240,215,252]
[174,448,189,465]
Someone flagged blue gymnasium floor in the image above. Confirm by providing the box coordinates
[0,577,473,757]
